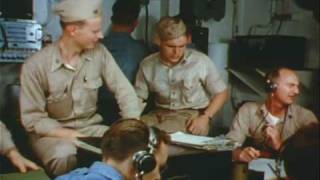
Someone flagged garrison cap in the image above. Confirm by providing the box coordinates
[54,0,103,22]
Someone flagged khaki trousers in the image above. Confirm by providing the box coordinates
[30,125,109,176]
[141,108,204,134]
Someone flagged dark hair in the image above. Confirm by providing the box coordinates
[281,123,319,180]
[101,119,170,161]
[111,0,141,26]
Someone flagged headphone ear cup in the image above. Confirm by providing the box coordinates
[265,79,277,93]
[133,150,156,175]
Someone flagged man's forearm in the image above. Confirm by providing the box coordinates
[46,128,84,140]
[203,89,229,119]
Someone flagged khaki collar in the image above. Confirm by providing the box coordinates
[259,103,294,120]
[50,42,93,72]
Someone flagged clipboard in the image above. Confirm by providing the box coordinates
[74,137,102,155]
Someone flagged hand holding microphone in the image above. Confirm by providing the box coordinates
[262,112,283,151]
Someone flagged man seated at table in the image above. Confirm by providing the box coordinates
[135,16,228,136]
[56,119,170,180]
[227,67,318,162]
[0,121,39,173]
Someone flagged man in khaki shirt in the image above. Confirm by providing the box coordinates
[0,121,39,172]
[227,67,318,162]
[20,0,141,176]
[135,16,228,136]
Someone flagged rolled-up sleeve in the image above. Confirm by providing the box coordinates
[20,62,62,135]
[226,104,251,144]
[203,56,227,96]
[134,63,149,101]
[0,121,16,155]
[101,48,142,119]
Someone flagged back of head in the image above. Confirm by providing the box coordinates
[111,0,141,26]
[101,119,170,162]
[155,16,187,41]
[281,123,319,180]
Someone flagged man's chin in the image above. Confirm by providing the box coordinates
[85,43,97,50]
[285,99,295,105]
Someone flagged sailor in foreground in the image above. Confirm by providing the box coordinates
[56,119,170,180]
[20,0,142,176]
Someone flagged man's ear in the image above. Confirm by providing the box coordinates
[187,33,192,44]
[65,24,78,36]
[128,161,137,179]
[153,35,161,46]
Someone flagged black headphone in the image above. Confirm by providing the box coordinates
[132,127,158,177]
[265,68,280,93]
[265,78,278,93]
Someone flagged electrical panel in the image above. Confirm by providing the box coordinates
[0,19,42,63]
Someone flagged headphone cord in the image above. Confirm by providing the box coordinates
[135,173,142,180]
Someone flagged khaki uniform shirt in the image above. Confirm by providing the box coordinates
[227,102,318,147]
[135,49,227,110]
[20,43,141,135]
[0,121,15,155]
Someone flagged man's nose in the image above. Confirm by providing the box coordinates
[97,31,104,39]
[293,86,300,94]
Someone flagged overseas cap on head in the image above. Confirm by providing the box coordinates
[54,0,103,22]
[156,16,187,41]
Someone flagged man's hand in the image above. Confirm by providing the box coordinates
[7,149,39,173]
[264,125,282,151]
[233,147,261,162]
[186,115,210,136]
[46,128,86,140]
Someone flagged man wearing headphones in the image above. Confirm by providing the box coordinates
[56,119,170,180]
[227,67,318,162]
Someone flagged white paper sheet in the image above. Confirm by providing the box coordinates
[249,158,286,180]
[170,131,239,151]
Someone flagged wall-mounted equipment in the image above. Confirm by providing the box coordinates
[0,0,33,20]
[229,35,306,69]
[180,0,226,22]
[192,0,226,21]
[0,19,42,63]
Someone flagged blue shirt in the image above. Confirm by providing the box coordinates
[55,161,124,180]
[103,31,148,84]
[98,31,148,124]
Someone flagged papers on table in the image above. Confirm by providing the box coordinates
[170,131,240,151]
[249,158,286,180]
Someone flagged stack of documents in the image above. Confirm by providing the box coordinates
[170,131,239,151]
[249,158,287,180]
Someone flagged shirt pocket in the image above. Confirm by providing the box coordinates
[46,91,73,119]
[181,78,199,104]
[81,77,103,110]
